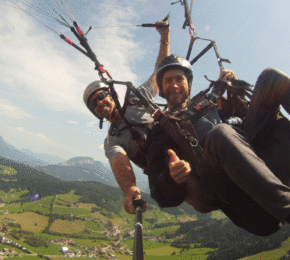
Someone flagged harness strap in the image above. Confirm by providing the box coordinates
[128,123,150,172]
[129,128,148,151]
[109,123,151,136]
[158,113,204,167]
[109,121,150,170]
[179,119,203,161]
[187,95,218,125]
[121,87,132,117]
[151,90,219,170]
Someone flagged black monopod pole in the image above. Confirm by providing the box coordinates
[133,198,145,260]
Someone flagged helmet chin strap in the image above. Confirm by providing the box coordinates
[99,99,121,129]
[99,118,104,129]
[108,106,120,124]
[99,106,115,129]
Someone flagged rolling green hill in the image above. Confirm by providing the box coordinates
[0,156,201,216]
[0,156,290,260]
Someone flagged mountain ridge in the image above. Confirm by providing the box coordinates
[0,136,63,166]
[0,155,194,216]
[38,157,118,187]
[0,135,149,192]
[20,147,65,165]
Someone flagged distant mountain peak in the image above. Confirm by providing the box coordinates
[62,157,95,166]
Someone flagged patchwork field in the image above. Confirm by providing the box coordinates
[49,219,85,233]
[0,212,49,232]
[0,179,286,260]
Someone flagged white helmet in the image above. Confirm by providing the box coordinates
[83,80,109,119]
[83,80,109,129]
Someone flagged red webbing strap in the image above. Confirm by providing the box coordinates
[60,34,92,58]
[98,65,106,73]
[63,37,73,45]
[75,24,84,36]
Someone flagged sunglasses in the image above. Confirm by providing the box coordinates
[89,90,110,110]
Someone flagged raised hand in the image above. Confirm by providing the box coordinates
[156,20,170,36]
[219,69,238,81]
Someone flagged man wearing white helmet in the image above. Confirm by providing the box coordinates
[83,21,170,214]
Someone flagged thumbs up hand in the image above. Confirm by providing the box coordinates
[168,149,191,184]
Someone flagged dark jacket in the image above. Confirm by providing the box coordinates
[147,103,221,208]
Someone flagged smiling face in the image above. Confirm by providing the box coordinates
[162,68,189,111]
[89,89,115,120]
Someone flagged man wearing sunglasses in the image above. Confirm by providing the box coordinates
[83,21,170,214]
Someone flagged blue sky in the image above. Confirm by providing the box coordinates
[0,0,290,163]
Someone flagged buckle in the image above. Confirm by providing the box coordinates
[189,138,199,147]
[109,126,120,136]
[209,95,217,105]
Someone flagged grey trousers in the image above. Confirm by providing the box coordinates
[244,68,290,187]
[201,68,290,236]
[244,67,290,143]
[202,124,290,235]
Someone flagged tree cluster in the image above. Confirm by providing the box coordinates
[173,218,290,260]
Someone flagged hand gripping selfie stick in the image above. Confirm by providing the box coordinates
[133,198,145,260]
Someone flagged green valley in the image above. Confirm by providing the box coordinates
[0,157,290,260]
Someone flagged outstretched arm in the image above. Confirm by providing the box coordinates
[149,20,170,97]
[111,152,146,214]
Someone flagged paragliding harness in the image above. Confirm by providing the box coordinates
[205,77,253,125]
[106,80,153,170]
[149,78,253,171]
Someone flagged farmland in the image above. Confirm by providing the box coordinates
[0,188,214,259]
[0,161,290,260]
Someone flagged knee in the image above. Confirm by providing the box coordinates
[206,123,233,142]
[204,124,233,153]
[204,124,247,155]
[260,67,280,77]
[257,67,282,85]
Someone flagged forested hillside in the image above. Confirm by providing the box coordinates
[0,156,194,216]
[1,156,290,260]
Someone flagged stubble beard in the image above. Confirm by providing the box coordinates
[97,100,120,124]
[108,107,122,125]
[165,90,189,111]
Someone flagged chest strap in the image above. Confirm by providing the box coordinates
[158,113,204,168]
[154,93,219,169]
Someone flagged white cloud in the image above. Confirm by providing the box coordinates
[0,0,167,161]
[5,125,76,156]
[67,120,78,125]
[0,98,34,119]
[0,1,145,117]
